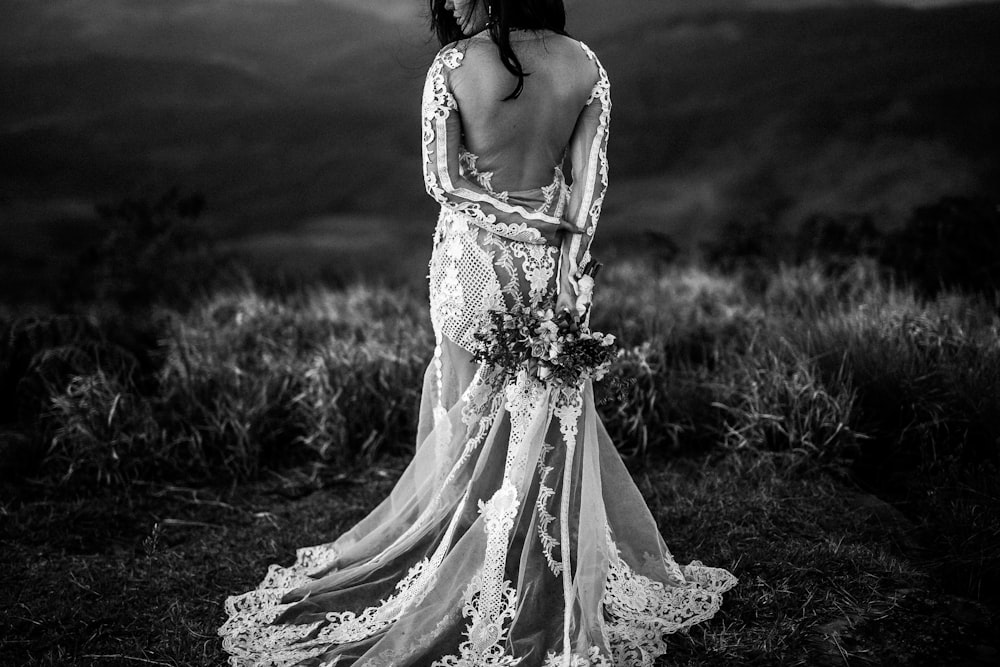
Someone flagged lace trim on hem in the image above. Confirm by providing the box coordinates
[218,544,338,667]
[603,540,739,667]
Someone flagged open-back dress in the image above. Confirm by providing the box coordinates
[219,33,737,667]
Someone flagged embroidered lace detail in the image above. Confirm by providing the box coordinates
[321,556,436,643]
[218,545,340,666]
[512,243,557,305]
[422,47,549,246]
[477,481,520,619]
[461,365,495,427]
[460,149,511,203]
[219,463,480,666]
[319,480,475,645]
[539,166,565,213]
[561,41,612,292]
[490,221,545,243]
[488,236,522,309]
[359,613,458,667]
[429,209,504,353]
[219,541,456,666]
[535,442,561,576]
[504,371,548,482]
[441,47,464,70]
[553,390,584,659]
[603,542,739,667]
[432,481,521,666]
[220,595,323,666]
[581,42,610,237]
[431,370,548,666]
[432,576,520,667]
[458,376,506,464]
[542,647,612,667]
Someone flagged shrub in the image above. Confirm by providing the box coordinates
[882,196,1000,297]
[45,371,158,485]
[793,212,884,265]
[593,263,861,464]
[705,196,1000,300]
[34,286,432,485]
[709,336,862,465]
[156,292,430,479]
[61,187,231,309]
[798,290,1000,473]
[12,257,1000,492]
[0,314,141,424]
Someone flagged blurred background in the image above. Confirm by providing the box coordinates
[1,0,999,300]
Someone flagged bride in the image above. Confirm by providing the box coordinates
[219,1,737,665]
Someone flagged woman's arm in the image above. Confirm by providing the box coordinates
[422,47,579,246]
[557,43,611,313]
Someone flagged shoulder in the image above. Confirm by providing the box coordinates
[540,35,608,87]
[447,34,498,69]
[572,39,608,82]
[430,42,466,72]
[572,38,600,60]
[546,36,608,100]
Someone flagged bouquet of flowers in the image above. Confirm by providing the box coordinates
[471,301,618,400]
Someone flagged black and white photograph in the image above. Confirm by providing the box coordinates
[1,1,999,665]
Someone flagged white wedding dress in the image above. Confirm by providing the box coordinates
[219,34,737,667]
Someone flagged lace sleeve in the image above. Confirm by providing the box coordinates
[559,42,611,292]
[422,46,569,246]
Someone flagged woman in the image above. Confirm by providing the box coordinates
[219,1,737,665]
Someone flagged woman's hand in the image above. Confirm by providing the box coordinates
[555,289,577,318]
[540,221,584,247]
[556,268,579,319]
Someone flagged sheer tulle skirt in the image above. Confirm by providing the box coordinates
[218,211,737,667]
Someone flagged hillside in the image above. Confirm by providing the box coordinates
[1,0,999,295]
[2,259,1000,665]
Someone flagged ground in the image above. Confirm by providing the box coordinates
[2,453,996,667]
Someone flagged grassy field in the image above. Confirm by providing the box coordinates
[2,255,998,665]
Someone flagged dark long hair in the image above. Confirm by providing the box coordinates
[429,0,569,100]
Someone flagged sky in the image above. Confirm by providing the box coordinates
[2,0,997,291]
[883,0,997,5]
[318,0,1000,22]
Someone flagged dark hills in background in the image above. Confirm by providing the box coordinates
[1,0,999,295]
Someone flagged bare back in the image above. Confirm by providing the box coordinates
[448,32,601,192]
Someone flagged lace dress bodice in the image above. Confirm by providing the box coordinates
[423,34,611,352]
